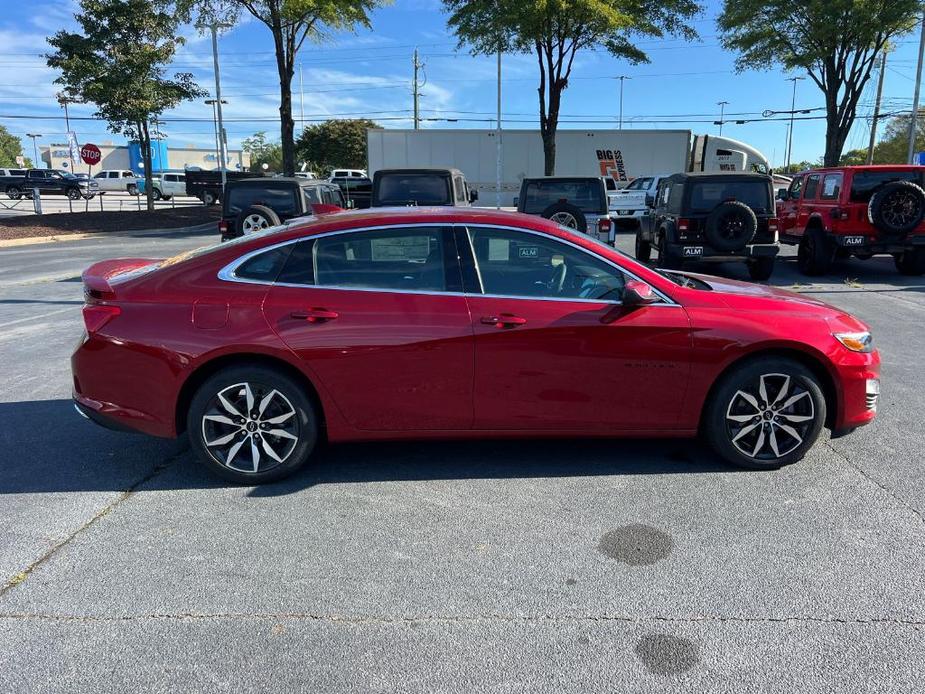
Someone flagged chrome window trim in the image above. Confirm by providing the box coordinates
[217,221,679,307]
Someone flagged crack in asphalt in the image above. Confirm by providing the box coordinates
[0,612,922,627]
[0,449,186,598]
[825,440,925,526]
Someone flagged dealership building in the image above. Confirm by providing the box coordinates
[39,140,250,173]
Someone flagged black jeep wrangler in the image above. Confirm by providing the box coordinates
[219,177,346,241]
[371,168,477,207]
[636,172,779,281]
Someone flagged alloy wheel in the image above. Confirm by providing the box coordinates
[882,190,919,228]
[242,214,270,233]
[724,373,815,460]
[550,211,579,228]
[201,382,299,474]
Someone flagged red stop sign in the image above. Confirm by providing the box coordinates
[80,143,101,166]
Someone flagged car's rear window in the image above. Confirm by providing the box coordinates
[376,174,451,205]
[687,179,771,214]
[521,179,604,214]
[226,185,298,216]
[850,170,925,202]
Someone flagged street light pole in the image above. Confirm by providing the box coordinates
[25,133,41,167]
[907,8,925,164]
[205,99,226,171]
[785,76,805,170]
[717,101,729,135]
[616,76,631,129]
[209,22,228,187]
[496,48,502,209]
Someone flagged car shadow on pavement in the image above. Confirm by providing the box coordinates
[0,399,739,496]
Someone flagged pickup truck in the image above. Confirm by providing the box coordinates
[371,168,477,207]
[185,169,254,205]
[2,169,98,200]
[608,175,666,236]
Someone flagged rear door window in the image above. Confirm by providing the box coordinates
[803,174,821,200]
[820,173,843,200]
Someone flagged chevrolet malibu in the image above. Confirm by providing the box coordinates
[72,208,880,483]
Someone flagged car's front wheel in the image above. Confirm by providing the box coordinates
[747,256,775,281]
[704,358,826,470]
[187,365,319,484]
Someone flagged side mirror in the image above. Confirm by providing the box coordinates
[623,279,659,307]
[469,189,479,203]
[776,189,788,201]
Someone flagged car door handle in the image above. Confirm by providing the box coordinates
[290,308,338,323]
[481,314,527,328]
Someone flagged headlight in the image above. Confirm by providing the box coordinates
[834,331,873,353]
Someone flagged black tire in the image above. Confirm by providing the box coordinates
[796,228,832,276]
[868,180,925,235]
[657,231,681,270]
[82,194,94,200]
[6,185,21,200]
[203,190,218,206]
[66,187,81,200]
[187,365,319,484]
[152,188,163,201]
[162,194,172,201]
[895,248,925,276]
[236,204,282,236]
[704,201,757,252]
[127,184,139,196]
[635,233,652,263]
[704,357,826,470]
[541,201,588,233]
[747,256,775,281]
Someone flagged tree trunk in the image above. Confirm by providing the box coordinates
[140,120,154,212]
[279,75,295,176]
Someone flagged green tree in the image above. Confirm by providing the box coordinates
[0,126,27,167]
[47,0,206,211]
[443,0,701,175]
[204,0,385,177]
[242,131,284,172]
[295,118,378,173]
[869,110,925,164]
[718,0,920,167]
[839,148,868,166]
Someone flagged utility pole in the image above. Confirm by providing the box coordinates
[56,93,76,170]
[616,76,630,129]
[205,99,226,170]
[908,8,925,164]
[25,133,41,167]
[413,48,423,130]
[210,22,228,187]
[717,101,729,135]
[496,48,502,209]
[785,76,805,170]
[299,63,305,133]
[867,51,888,165]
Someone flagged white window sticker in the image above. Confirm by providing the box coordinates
[488,238,510,261]
[370,236,431,262]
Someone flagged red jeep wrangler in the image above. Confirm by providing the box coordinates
[777,165,925,275]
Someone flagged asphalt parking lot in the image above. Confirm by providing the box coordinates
[1,226,923,692]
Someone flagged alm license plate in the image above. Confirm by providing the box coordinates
[844,236,866,246]
[683,246,704,257]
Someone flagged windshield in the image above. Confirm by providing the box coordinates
[688,179,771,214]
[626,177,654,191]
[376,174,451,205]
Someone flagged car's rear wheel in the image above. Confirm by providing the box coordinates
[704,358,826,470]
[895,248,925,276]
[6,185,22,200]
[747,256,775,281]
[635,233,651,262]
[657,232,681,270]
[127,184,139,196]
[152,188,163,200]
[796,228,831,275]
[187,366,319,484]
[203,190,218,205]
[66,187,81,200]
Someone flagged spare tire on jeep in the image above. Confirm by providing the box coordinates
[868,180,925,235]
[704,201,757,252]
[541,201,588,233]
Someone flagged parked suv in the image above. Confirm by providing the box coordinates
[516,176,612,240]
[636,172,779,280]
[219,177,346,241]
[92,169,140,195]
[371,168,476,207]
[146,172,187,200]
[777,165,925,276]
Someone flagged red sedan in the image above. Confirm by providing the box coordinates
[72,208,880,483]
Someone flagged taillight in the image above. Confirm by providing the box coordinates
[218,219,229,235]
[768,217,779,232]
[598,217,612,234]
[82,305,121,333]
[677,218,690,232]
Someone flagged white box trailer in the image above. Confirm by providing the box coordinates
[366,128,770,207]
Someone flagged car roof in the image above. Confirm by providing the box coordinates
[793,165,925,176]
[375,168,464,176]
[669,171,771,180]
[230,177,336,188]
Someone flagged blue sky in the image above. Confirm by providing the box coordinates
[0,0,922,169]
